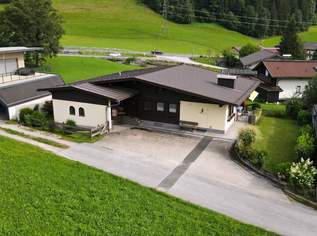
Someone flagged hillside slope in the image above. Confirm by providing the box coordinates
[53,0,256,54]
[263,26,317,47]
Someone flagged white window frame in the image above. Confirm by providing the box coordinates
[157,102,165,112]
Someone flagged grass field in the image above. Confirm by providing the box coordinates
[262,26,317,47]
[0,135,274,235]
[51,0,256,54]
[254,116,300,173]
[2,1,317,54]
[41,56,140,84]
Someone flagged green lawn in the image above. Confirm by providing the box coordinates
[0,4,5,10]
[41,56,140,84]
[254,116,300,173]
[0,136,274,235]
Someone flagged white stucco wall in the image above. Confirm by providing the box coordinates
[53,99,108,127]
[277,79,309,100]
[180,101,234,133]
[8,95,52,120]
[0,52,25,69]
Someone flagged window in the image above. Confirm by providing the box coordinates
[69,106,75,115]
[144,101,152,111]
[157,102,165,112]
[228,106,235,121]
[79,107,85,117]
[169,104,177,113]
[296,86,301,93]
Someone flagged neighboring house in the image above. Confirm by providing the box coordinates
[304,42,317,60]
[44,65,260,134]
[0,47,63,120]
[254,60,317,102]
[240,48,280,69]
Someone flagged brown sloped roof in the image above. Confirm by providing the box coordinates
[93,65,260,105]
[44,65,260,106]
[72,83,138,102]
[240,50,279,66]
[263,60,317,78]
[0,75,64,107]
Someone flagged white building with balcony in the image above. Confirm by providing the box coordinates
[0,47,64,120]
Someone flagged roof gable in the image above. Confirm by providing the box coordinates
[263,60,317,78]
[240,50,279,66]
[0,75,63,107]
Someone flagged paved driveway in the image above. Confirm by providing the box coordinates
[61,128,317,236]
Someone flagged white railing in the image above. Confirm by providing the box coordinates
[0,72,47,84]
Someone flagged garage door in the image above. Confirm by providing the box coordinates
[0,59,18,74]
[0,60,5,74]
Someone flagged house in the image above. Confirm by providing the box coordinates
[0,47,63,120]
[304,42,317,60]
[254,60,317,102]
[240,48,280,69]
[43,65,260,134]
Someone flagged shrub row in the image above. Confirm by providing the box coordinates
[295,125,316,160]
[236,128,266,170]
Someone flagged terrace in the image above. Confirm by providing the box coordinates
[0,72,56,88]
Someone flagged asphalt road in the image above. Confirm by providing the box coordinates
[59,129,317,236]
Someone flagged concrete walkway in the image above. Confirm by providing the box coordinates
[0,123,74,146]
[158,137,213,190]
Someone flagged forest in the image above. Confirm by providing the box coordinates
[141,0,317,37]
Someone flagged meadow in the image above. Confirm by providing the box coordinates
[1,1,317,54]
[53,0,255,54]
[41,56,140,84]
[0,135,275,235]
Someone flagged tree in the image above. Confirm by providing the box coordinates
[223,49,238,67]
[279,15,305,59]
[0,0,64,66]
[303,75,317,108]
[239,43,261,58]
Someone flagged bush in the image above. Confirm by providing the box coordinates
[66,119,76,127]
[236,144,266,169]
[238,128,256,147]
[41,101,54,117]
[249,149,266,169]
[297,110,311,126]
[30,111,47,128]
[286,98,305,119]
[249,102,261,111]
[276,162,291,181]
[19,108,34,124]
[33,104,40,112]
[300,125,314,136]
[295,132,315,160]
[239,44,261,58]
[47,120,56,132]
[289,158,317,190]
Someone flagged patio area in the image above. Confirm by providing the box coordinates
[125,119,248,140]
[0,72,53,87]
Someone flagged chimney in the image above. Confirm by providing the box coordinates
[217,74,237,89]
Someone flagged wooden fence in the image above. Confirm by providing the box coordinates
[61,123,109,138]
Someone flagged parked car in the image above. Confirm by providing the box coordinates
[151,50,163,55]
[15,68,35,76]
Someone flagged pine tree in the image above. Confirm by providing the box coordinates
[279,15,305,59]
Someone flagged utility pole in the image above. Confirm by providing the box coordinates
[161,0,168,36]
